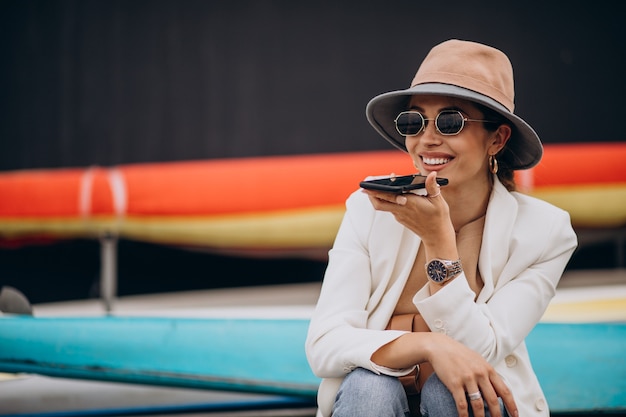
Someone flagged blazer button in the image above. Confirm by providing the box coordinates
[343,362,355,372]
[505,355,517,367]
[535,398,547,411]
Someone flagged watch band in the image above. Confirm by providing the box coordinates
[425,258,463,284]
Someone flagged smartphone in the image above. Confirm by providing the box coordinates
[359,174,448,194]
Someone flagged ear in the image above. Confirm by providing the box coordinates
[488,124,512,155]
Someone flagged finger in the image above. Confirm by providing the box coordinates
[362,189,405,210]
[362,189,396,203]
[467,389,486,417]
[491,377,518,417]
[425,171,441,198]
[451,390,470,417]
[478,374,516,417]
[471,380,496,416]
[396,194,407,205]
[477,389,500,417]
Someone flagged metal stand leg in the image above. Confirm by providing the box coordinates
[100,233,118,313]
[617,232,624,269]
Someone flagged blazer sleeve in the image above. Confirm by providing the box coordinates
[305,190,413,378]
[413,192,578,365]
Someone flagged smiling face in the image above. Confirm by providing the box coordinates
[404,95,510,194]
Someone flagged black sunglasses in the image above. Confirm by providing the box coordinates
[394,110,497,136]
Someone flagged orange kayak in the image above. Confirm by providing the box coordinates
[1,142,624,255]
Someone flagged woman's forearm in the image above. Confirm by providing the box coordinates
[371,331,433,369]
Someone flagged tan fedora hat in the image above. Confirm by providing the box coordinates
[366,39,543,170]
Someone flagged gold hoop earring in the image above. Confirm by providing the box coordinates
[489,154,498,174]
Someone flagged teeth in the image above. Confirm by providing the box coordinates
[423,157,449,165]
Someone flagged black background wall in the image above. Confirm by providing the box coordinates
[1,0,624,303]
[1,0,624,171]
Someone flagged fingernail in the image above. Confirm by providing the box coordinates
[396,195,407,205]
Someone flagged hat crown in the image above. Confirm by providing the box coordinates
[411,39,515,112]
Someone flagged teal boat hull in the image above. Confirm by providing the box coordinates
[0,316,624,414]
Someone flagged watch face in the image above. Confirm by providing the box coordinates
[427,260,448,283]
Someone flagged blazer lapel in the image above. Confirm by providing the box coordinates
[477,179,518,303]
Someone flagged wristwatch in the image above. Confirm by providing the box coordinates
[425,259,463,284]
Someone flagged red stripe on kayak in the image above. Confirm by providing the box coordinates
[2,143,624,217]
[527,142,626,187]
[120,151,412,215]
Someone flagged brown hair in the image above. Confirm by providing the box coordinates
[476,104,516,191]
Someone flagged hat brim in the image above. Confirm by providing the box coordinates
[365,83,543,170]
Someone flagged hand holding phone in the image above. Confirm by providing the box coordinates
[360,174,448,194]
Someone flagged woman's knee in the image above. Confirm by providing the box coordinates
[332,368,409,417]
[419,373,457,417]
[419,374,507,417]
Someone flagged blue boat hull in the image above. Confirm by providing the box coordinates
[0,316,624,414]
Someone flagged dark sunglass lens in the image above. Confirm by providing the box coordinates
[396,112,424,135]
[437,111,464,134]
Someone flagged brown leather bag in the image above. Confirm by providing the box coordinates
[386,313,434,416]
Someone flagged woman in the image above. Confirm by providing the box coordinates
[305,39,577,417]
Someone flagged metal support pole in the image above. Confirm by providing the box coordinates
[100,233,118,313]
[616,230,624,269]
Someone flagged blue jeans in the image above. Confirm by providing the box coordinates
[331,367,508,417]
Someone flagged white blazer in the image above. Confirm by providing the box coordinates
[305,178,578,417]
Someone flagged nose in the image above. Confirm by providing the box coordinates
[418,120,443,146]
